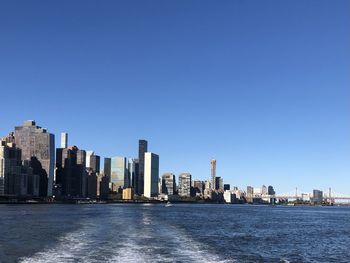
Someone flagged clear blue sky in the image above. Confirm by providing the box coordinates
[0,0,349,194]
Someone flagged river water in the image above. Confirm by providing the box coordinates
[0,204,349,263]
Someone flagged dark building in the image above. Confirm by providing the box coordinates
[268,185,275,195]
[86,151,100,173]
[13,120,55,196]
[224,184,230,191]
[104,158,111,177]
[137,139,147,195]
[192,180,204,196]
[313,189,323,205]
[99,176,110,199]
[86,169,97,199]
[0,141,39,197]
[128,158,139,190]
[215,176,223,191]
[56,146,87,197]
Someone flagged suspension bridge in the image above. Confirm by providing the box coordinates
[262,188,350,203]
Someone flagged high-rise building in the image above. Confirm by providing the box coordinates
[128,158,139,190]
[210,159,216,190]
[247,186,254,203]
[86,151,100,173]
[178,173,192,197]
[144,152,159,198]
[13,120,55,196]
[137,140,148,195]
[0,141,24,196]
[104,158,111,177]
[313,189,323,205]
[86,169,97,199]
[61,133,68,148]
[110,156,128,191]
[215,176,223,191]
[55,146,87,197]
[161,173,176,195]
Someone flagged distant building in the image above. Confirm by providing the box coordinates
[86,151,100,173]
[268,185,275,195]
[56,146,87,197]
[178,173,192,197]
[86,169,97,199]
[104,158,111,178]
[193,180,204,195]
[144,152,159,198]
[128,158,139,190]
[110,156,128,191]
[161,173,176,195]
[224,184,230,191]
[137,140,148,195]
[210,159,216,190]
[247,186,254,203]
[122,187,134,200]
[224,190,234,203]
[215,176,223,191]
[313,189,323,205]
[61,133,68,148]
[99,176,110,199]
[0,141,24,196]
[14,120,55,196]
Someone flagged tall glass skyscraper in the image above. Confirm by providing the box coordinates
[14,120,55,196]
[128,158,139,190]
[110,156,128,190]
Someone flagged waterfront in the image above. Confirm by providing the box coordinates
[0,204,350,263]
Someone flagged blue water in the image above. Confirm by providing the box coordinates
[0,204,349,263]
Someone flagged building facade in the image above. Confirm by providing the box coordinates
[56,146,87,197]
[86,151,100,173]
[110,156,128,191]
[178,173,192,197]
[14,120,55,196]
[210,159,216,190]
[137,140,148,195]
[161,173,176,195]
[128,158,139,191]
[144,152,159,198]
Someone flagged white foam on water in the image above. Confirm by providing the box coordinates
[168,226,234,263]
[19,226,103,263]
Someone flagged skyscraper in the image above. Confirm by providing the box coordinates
[104,158,111,177]
[55,146,87,197]
[210,159,216,190]
[61,132,68,148]
[161,173,176,195]
[86,151,100,173]
[137,139,148,195]
[14,120,55,196]
[0,141,23,196]
[110,156,128,191]
[215,176,223,191]
[178,173,192,197]
[144,152,159,198]
[128,158,139,190]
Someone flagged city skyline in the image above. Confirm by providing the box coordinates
[0,1,349,193]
